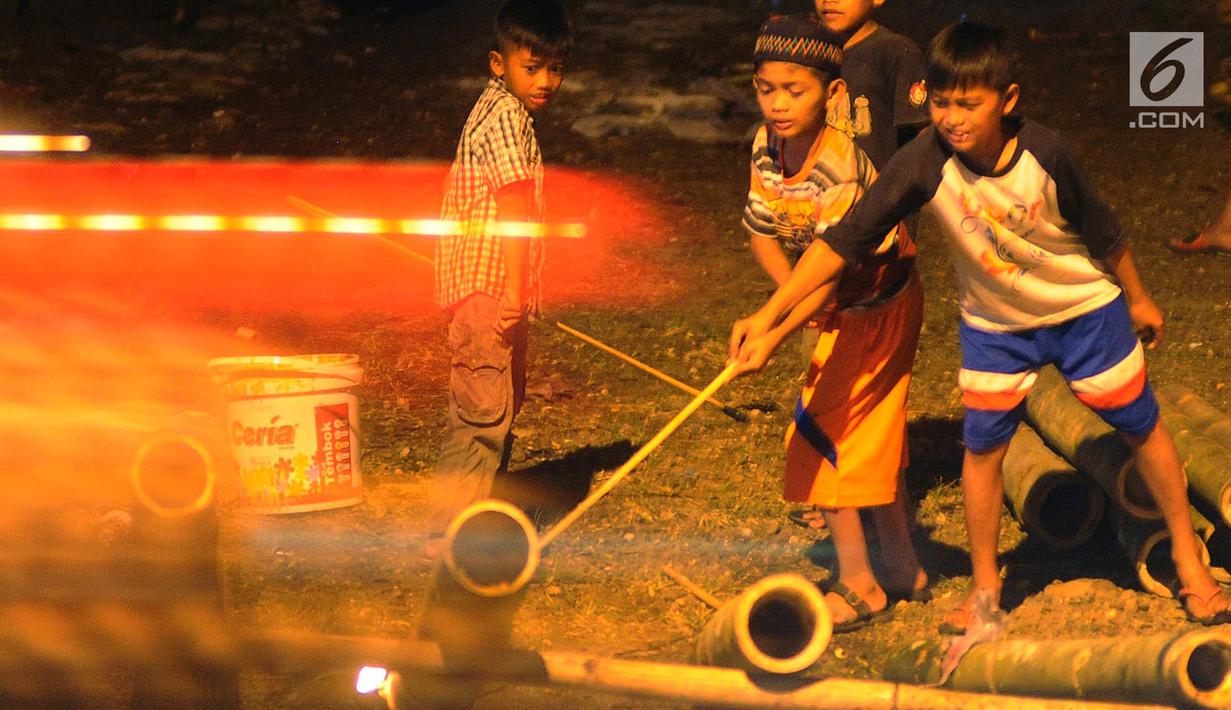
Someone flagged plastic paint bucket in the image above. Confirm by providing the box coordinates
[208,354,363,513]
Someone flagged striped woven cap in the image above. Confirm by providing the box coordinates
[754,14,843,74]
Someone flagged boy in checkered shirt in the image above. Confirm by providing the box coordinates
[426,0,571,552]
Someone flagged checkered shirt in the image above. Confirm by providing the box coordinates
[435,78,545,311]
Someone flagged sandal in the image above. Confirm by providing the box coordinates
[788,506,827,530]
[1168,231,1231,255]
[818,580,894,633]
[1179,585,1231,626]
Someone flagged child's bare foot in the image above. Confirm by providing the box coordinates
[885,568,931,603]
[1168,227,1231,254]
[939,586,1001,635]
[1178,580,1231,625]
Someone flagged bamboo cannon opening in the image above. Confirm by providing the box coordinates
[1004,425,1107,549]
[1166,629,1231,709]
[442,500,540,598]
[1116,510,1213,598]
[693,573,831,675]
[1024,366,1160,520]
[130,435,215,518]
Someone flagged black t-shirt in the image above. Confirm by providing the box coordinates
[829,26,929,170]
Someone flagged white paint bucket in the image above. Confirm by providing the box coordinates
[208,354,363,514]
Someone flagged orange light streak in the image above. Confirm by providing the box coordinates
[79,214,146,231]
[0,214,65,230]
[0,134,91,152]
[158,215,228,231]
[0,212,586,237]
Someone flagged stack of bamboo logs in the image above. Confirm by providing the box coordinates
[1012,368,1231,594]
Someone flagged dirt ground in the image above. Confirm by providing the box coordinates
[4,0,1231,707]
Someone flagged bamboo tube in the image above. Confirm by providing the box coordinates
[1159,383,1231,452]
[441,500,539,598]
[130,434,215,518]
[1023,367,1159,520]
[1156,396,1231,525]
[1003,425,1107,549]
[883,628,1231,709]
[692,573,831,675]
[247,630,1172,710]
[1111,507,1212,598]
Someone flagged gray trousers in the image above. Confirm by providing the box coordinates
[427,293,527,534]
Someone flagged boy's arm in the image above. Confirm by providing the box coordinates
[1047,131,1160,346]
[750,235,794,286]
[1102,244,1163,348]
[495,179,535,334]
[730,239,846,373]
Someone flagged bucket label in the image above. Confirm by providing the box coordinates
[226,392,361,511]
[315,403,353,487]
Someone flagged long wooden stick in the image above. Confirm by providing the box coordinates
[661,564,721,609]
[538,362,738,548]
[286,194,434,266]
[246,630,1173,710]
[554,321,746,421]
[285,195,746,422]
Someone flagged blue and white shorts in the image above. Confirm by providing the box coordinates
[958,297,1159,453]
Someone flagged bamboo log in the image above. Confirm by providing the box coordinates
[441,500,539,598]
[1159,383,1231,452]
[1003,425,1107,549]
[883,628,1231,709]
[692,573,831,675]
[248,630,1172,710]
[1112,506,1212,597]
[1023,367,1159,519]
[1156,396,1231,525]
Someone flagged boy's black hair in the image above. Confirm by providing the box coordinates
[926,22,1015,93]
[495,0,573,58]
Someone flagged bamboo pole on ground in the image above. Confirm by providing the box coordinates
[1003,424,1107,549]
[1156,395,1231,525]
[1159,383,1231,452]
[246,630,1174,710]
[1023,367,1159,520]
[882,627,1231,709]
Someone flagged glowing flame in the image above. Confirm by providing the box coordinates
[355,666,388,694]
[0,134,91,152]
